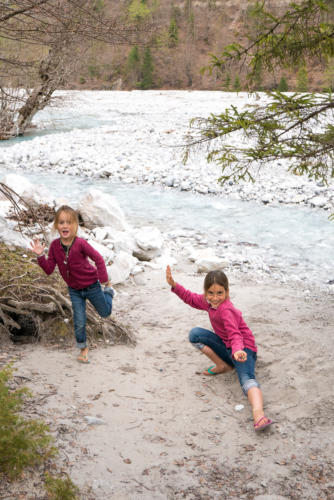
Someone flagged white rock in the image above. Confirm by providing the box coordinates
[133,226,163,261]
[107,251,137,284]
[152,250,177,269]
[309,195,327,208]
[195,185,209,194]
[0,216,30,249]
[93,227,108,241]
[196,253,229,273]
[188,247,216,263]
[180,181,191,191]
[87,239,115,265]
[104,228,136,254]
[78,188,128,231]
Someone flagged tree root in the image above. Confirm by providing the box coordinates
[0,244,135,346]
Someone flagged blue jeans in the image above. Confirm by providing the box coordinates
[68,281,113,348]
[189,327,260,396]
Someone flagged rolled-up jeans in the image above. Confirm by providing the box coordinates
[189,327,260,396]
[68,281,113,348]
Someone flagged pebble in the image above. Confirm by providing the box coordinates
[84,416,105,425]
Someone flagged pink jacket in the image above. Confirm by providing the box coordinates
[37,237,109,289]
[172,283,257,356]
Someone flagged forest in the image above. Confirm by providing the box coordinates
[1,0,331,93]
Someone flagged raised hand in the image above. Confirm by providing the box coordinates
[30,238,46,256]
[166,265,176,288]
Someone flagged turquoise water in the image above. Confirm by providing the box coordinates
[2,167,333,286]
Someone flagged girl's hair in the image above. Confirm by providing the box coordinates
[53,205,79,232]
[204,270,229,292]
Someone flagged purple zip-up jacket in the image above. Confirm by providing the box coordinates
[172,283,257,356]
[37,237,109,289]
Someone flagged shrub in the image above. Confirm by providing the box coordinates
[45,473,80,500]
[0,365,56,480]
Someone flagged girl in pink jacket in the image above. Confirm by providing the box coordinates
[31,205,114,364]
[166,265,272,432]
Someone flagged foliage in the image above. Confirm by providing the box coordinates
[185,91,334,185]
[126,45,141,85]
[185,0,334,189]
[128,0,151,23]
[0,365,56,480]
[184,0,195,40]
[168,18,179,48]
[324,57,334,90]
[139,47,154,89]
[44,472,80,500]
[277,76,289,92]
[297,66,309,92]
[233,75,241,92]
[222,73,231,91]
[127,45,140,68]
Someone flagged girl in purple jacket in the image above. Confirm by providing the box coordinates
[166,265,272,432]
[31,205,114,364]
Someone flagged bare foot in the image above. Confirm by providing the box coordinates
[202,364,234,376]
[78,347,89,364]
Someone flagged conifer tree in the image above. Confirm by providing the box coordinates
[184,0,334,188]
[126,46,141,86]
[139,47,154,89]
[168,18,179,48]
[277,76,289,92]
[296,66,308,92]
[128,0,151,23]
[233,75,241,92]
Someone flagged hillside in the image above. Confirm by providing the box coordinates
[73,0,325,92]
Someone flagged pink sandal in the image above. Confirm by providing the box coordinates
[254,416,273,432]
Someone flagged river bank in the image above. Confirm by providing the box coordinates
[1,91,333,213]
[3,261,334,499]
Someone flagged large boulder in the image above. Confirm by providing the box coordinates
[86,239,115,265]
[78,188,128,231]
[188,247,229,273]
[133,226,163,261]
[107,251,137,285]
[102,228,136,254]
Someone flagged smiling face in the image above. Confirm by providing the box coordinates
[205,283,228,309]
[54,207,78,245]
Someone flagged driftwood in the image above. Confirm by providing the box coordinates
[7,299,57,314]
[0,183,51,239]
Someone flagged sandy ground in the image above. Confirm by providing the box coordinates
[2,262,334,499]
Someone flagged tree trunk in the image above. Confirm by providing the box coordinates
[13,45,69,137]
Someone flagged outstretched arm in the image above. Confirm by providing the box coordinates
[167,265,208,311]
[166,265,177,288]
